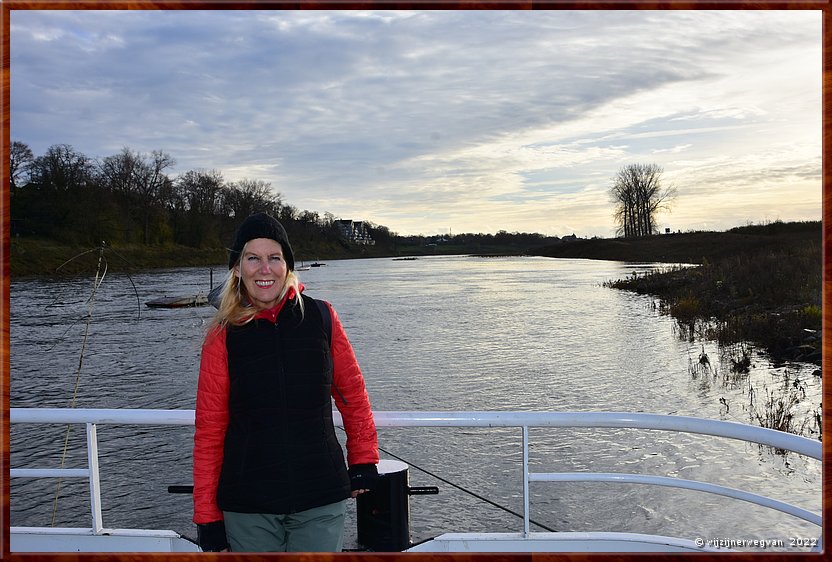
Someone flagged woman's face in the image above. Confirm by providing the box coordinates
[235,237,288,310]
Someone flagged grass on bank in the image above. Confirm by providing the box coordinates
[8,237,229,278]
[605,223,822,365]
[8,236,408,278]
[536,220,820,265]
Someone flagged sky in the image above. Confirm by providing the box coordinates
[8,9,822,238]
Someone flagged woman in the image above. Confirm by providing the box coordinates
[193,212,379,552]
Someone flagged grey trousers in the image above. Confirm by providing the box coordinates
[223,500,348,552]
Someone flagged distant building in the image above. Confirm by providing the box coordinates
[334,219,375,245]
[562,233,578,242]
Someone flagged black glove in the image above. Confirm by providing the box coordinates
[349,463,379,492]
[197,520,229,552]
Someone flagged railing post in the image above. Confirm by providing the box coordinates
[86,423,104,534]
[522,425,530,538]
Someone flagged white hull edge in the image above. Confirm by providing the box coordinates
[10,527,201,553]
[12,528,719,554]
[405,532,726,553]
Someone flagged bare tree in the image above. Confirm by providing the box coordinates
[23,144,96,240]
[97,147,175,243]
[225,178,278,219]
[98,147,143,195]
[136,150,175,243]
[29,144,93,191]
[175,169,226,247]
[139,150,176,203]
[179,169,225,215]
[610,163,675,237]
[9,141,34,192]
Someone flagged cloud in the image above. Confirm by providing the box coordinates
[652,144,693,155]
[10,9,821,237]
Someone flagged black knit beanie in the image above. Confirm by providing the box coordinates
[228,212,295,271]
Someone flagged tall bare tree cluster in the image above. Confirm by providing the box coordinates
[8,141,329,248]
[10,140,570,255]
[610,163,676,238]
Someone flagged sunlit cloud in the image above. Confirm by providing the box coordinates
[10,9,820,237]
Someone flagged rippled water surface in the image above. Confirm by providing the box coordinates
[10,255,822,550]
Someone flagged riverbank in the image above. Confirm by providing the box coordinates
[12,220,820,277]
[589,222,823,367]
[7,238,228,278]
[6,237,398,278]
[532,221,821,265]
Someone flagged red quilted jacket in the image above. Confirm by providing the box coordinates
[192,287,379,524]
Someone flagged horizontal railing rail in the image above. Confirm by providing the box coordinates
[529,472,821,527]
[10,408,822,539]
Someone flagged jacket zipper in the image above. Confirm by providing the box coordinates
[276,320,296,514]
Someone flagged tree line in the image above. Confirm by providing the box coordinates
[10,140,674,257]
[9,141,387,252]
[9,141,567,256]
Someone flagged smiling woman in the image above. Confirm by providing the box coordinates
[193,212,379,552]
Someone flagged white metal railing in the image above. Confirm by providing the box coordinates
[10,408,822,537]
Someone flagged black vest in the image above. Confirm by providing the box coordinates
[216,295,351,514]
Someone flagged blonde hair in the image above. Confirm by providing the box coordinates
[208,244,303,331]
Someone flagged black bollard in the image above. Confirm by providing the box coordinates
[356,459,438,552]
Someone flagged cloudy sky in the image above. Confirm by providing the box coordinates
[10,9,821,237]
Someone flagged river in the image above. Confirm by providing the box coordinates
[9,255,822,550]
